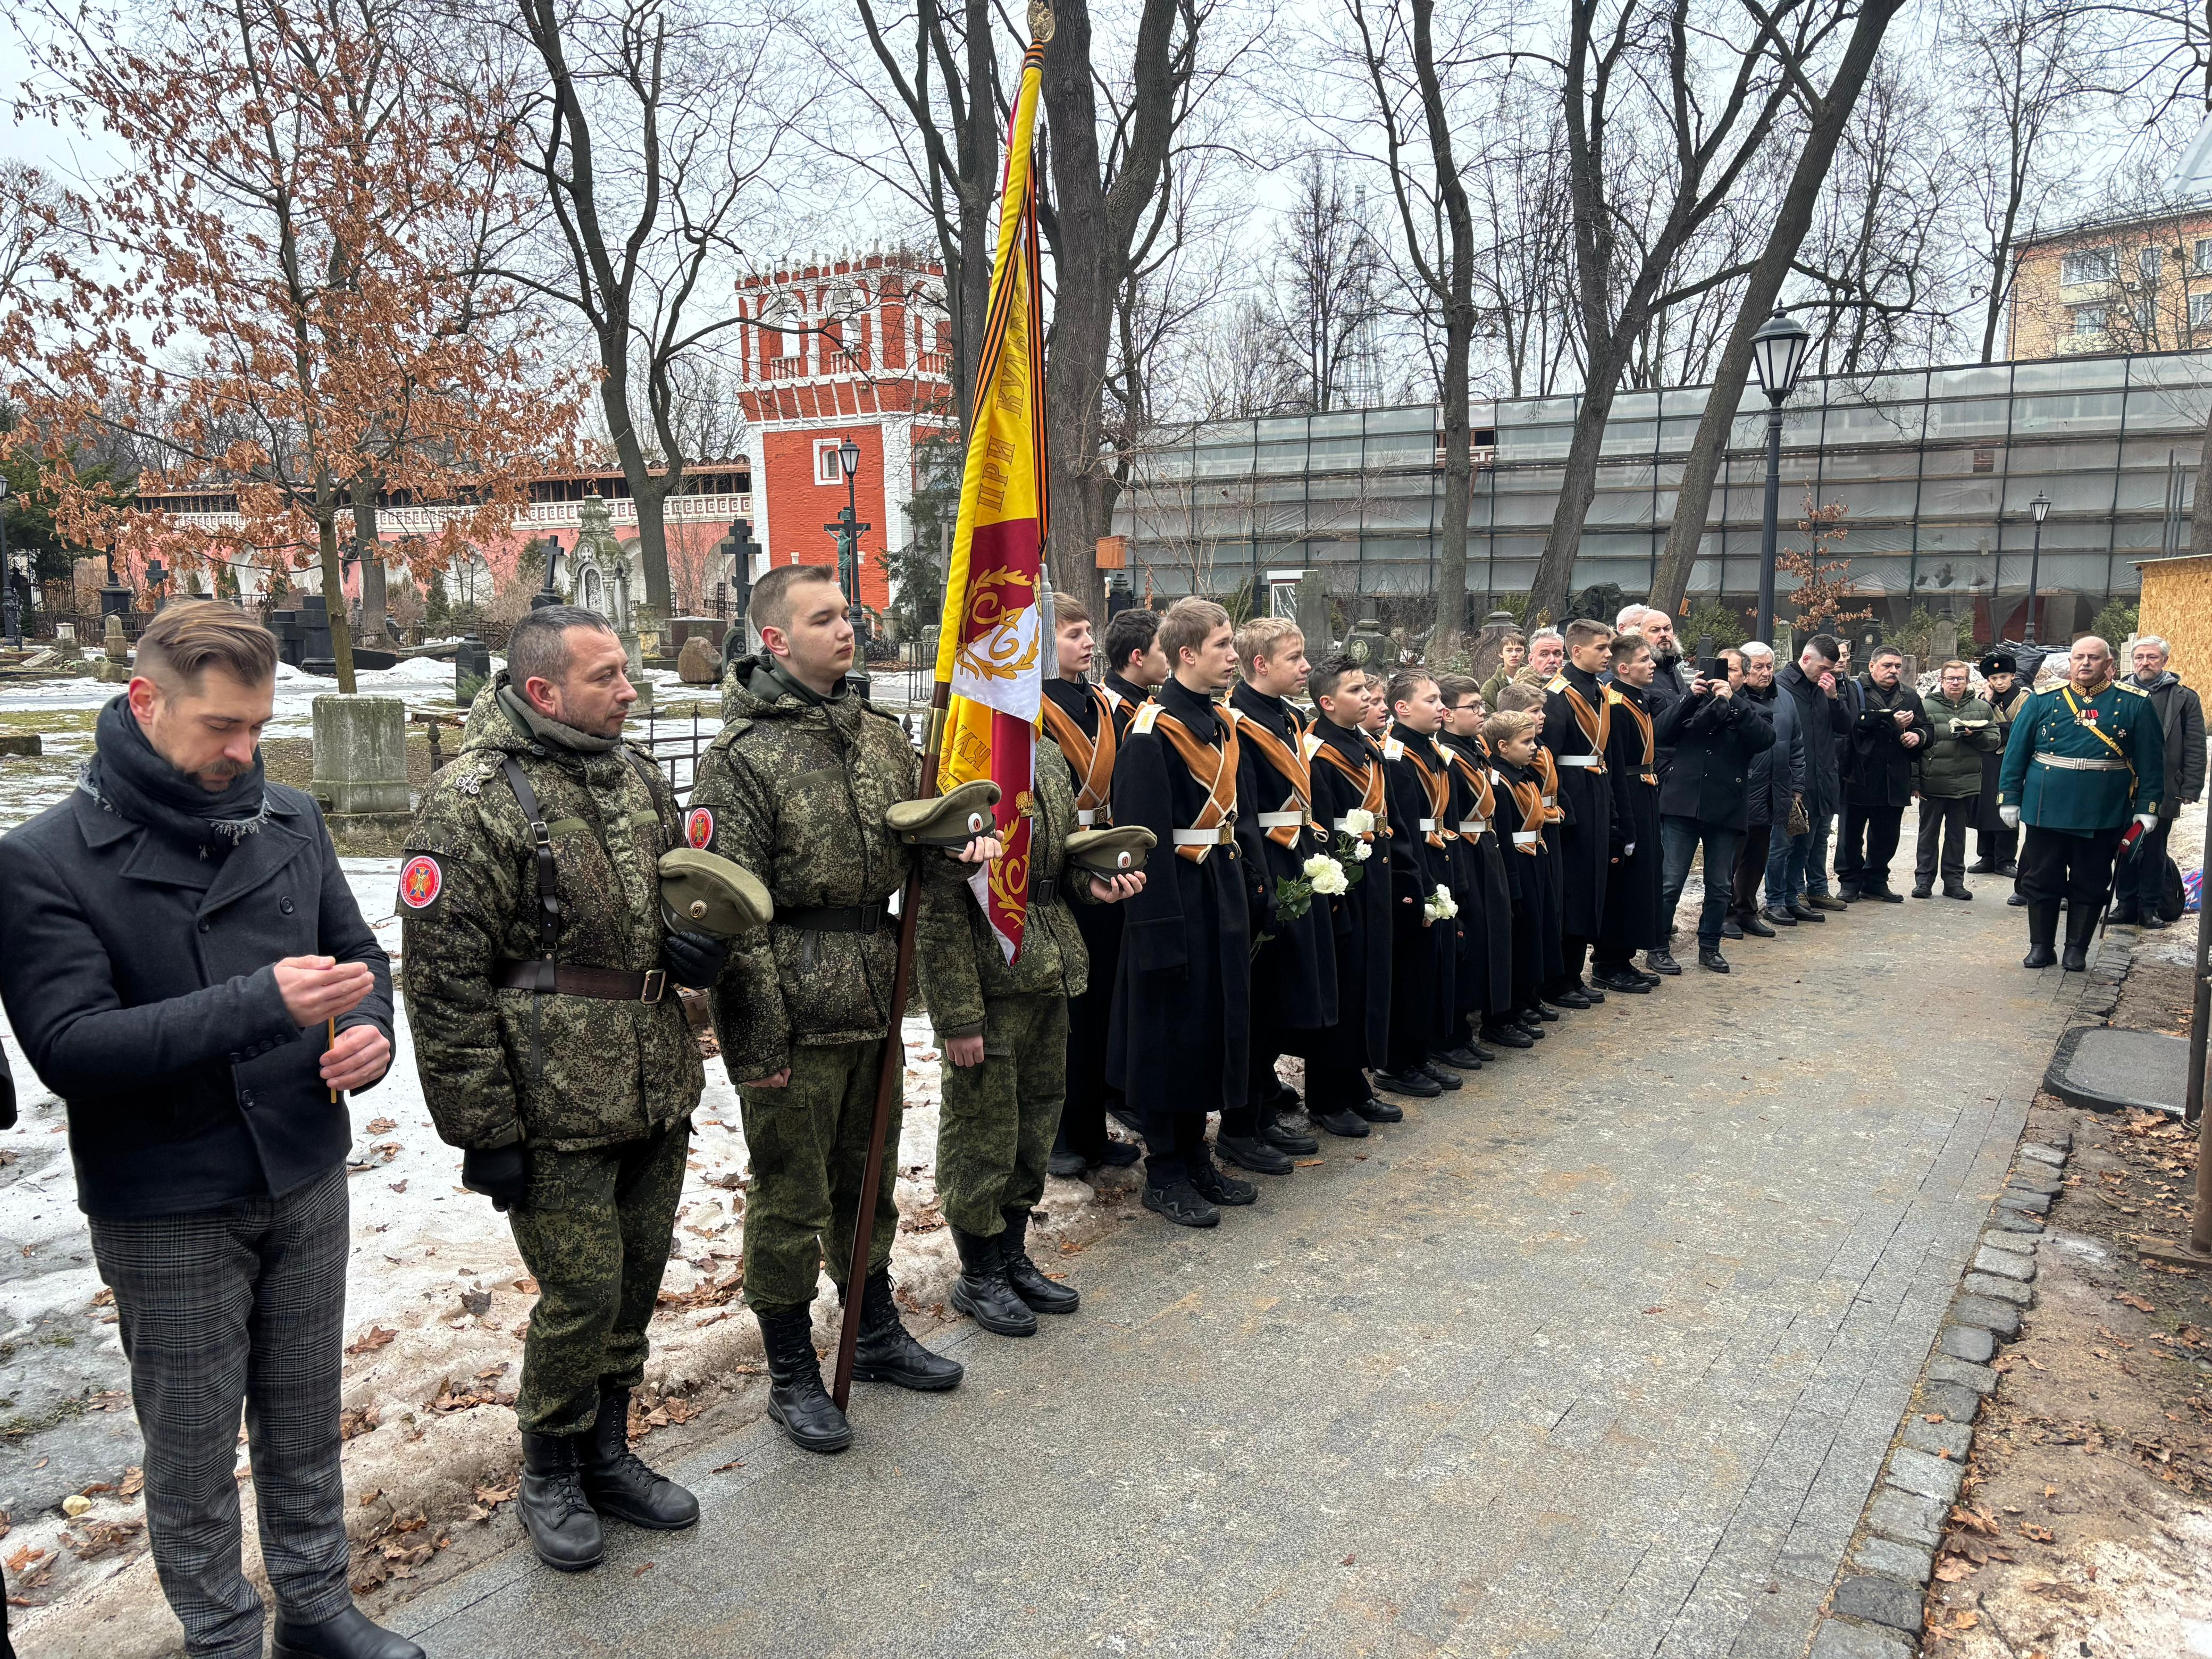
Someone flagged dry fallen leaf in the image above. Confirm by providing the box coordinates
[2115,1292,2156,1313]
[2020,1522,2056,1543]
[366,1117,397,1134]
[346,1326,398,1356]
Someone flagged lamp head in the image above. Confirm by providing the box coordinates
[838,437,861,480]
[2031,492,2050,525]
[1749,307,1812,406]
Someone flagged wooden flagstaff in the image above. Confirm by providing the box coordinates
[833,4,1055,1409]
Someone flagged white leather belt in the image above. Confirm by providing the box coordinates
[1076,808,1105,826]
[2032,754,2127,772]
[1458,818,1487,835]
[1543,795,1557,809]
[1255,810,1307,828]
[1172,826,1235,847]
[1513,831,1540,845]
[1418,817,1439,833]
[1557,754,1602,768]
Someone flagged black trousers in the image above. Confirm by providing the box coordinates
[1975,820,2018,867]
[1386,903,1453,1071]
[2109,816,2175,917]
[1839,801,1905,891]
[2019,823,2128,912]
[1914,797,1975,886]
[1733,822,1771,915]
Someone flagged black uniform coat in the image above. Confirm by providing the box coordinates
[1846,676,1929,810]
[1487,756,1551,1003]
[1382,723,1456,1055]
[1229,682,1337,1033]
[1657,686,1777,831]
[1440,732,1515,1018]
[1596,681,1683,956]
[1542,665,1615,936]
[1305,716,1392,1067]
[1106,676,1250,1115]
[1043,677,1127,1136]
[0,783,392,1219]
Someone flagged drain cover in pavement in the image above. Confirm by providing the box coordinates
[2046,1025,2197,1119]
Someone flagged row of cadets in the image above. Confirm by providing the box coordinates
[1222,617,1338,1174]
[1042,601,1170,1179]
[1302,655,1396,1137]
[1434,674,1518,1052]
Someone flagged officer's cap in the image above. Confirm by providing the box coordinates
[886,778,1002,847]
[1978,649,2018,676]
[1065,825,1155,875]
[657,849,774,937]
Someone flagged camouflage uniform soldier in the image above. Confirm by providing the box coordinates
[403,608,724,1573]
[914,739,1144,1338]
[689,565,998,1455]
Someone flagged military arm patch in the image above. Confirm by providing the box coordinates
[685,806,716,849]
[398,853,446,915]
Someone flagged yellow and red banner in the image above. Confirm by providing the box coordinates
[933,31,1051,962]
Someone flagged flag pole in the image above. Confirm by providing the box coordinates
[833,3,1054,1410]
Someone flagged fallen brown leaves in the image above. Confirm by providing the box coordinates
[63,1518,143,1560]
[339,1403,382,1440]
[345,1325,398,1356]
[428,1367,515,1414]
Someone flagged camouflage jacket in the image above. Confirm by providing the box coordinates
[400,675,703,1152]
[689,656,918,1080]
[914,738,1092,1043]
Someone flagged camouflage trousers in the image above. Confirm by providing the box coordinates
[738,1038,902,1314]
[936,993,1068,1238]
[507,1120,689,1436]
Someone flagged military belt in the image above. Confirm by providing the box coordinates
[1075,808,1107,826]
[1032,877,1061,904]
[1556,754,1602,768]
[1254,810,1308,830]
[495,961,668,1002]
[2032,753,2128,772]
[1458,817,1487,835]
[781,902,890,934]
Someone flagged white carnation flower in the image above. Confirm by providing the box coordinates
[1353,841,1372,861]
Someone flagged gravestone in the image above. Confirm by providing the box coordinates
[298,594,336,676]
[622,627,653,712]
[310,694,409,819]
[1295,571,1333,655]
[1930,617,1959,664]
[93,615,133,683]
[676,634,720,685]
[454,633,491,708]
[1344,602,1390,671]
[1470,610,1522,686]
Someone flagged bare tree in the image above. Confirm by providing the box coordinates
[1267,157,1388,415]
[1462,85,1580,398]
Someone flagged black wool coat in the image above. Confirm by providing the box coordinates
[1229,682,1337,1033]
[1541,665,1615,936]
[1487,758,1553,1002]
[1107,677,1250,1115]
[1846,676,1929,809]
[1596,682,1681,954]
[1306,717,1392,1069]
[1657,688,1777,832]
[1441,733,1515,1018]
[1383,723,1456,1053]
[0,784,392,1219]
[1776,661,1851,818]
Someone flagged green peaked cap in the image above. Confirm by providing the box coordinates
[885,778,1002,847]
[657,849,774,937]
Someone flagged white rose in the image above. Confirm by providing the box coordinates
[1353,841,1372,861]
[1344,808,1375,834]
[1303,854,1348,896]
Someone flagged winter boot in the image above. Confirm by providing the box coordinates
[851,1268,966,1388]
[2061,903,2099,973]
[2022,901,2060,970]
[579,1385,698,1529]
[949,1226,1037,1336]
[1218,1131,1296,1175]
[518,1431,605,1572]
[1189,1158,1258,1207]
[1942,879,1973,901]
[757,1305,853,1454]
[271,1608,424,1659]
[1001,1209,1080,1314]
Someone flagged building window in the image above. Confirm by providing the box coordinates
[2197,239,2212,274]
[2140,245,2164,283]
[2191,293,2212,329]
[815,439,848,486]
[2071,304,2106,336]
[2060,248,2114,285]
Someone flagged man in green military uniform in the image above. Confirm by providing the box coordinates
[689,564,999,1455]
[1997,634,2166,971]
[403,606,725,1573]
[915,738,1143,1338]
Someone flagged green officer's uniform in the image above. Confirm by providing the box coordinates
[688,655,919,1313]
[1996,676,2166,963]
[401,674,702,1437]
[916,739,1093,1239]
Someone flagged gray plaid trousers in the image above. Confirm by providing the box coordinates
[88,1167,353,1658]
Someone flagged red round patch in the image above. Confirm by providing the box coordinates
[686,807,715,849]
[398,854,443,910]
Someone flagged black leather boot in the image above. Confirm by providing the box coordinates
[757,1305,853,1454]
[950,1226,1037,1336]
[272,1607,425,1659]
[518,1431,605,1572]
[1001,1209,1079,1314]
[2022,901,2059,970]
[2061,903,2099,973]
[580,1386,699,1530]
[850,1268,966,1388]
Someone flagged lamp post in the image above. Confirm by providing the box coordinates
[825,436,872,672]
[2023,491,2051,644]
[1750,307,1812,644]
[0,478,15,650]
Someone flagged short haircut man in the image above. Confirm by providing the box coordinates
[1386,667,1437,709]
[1610,634,1652,667]
[1494,681,1545,714]
[1869,644,1904,667]
[135,601,280,690]
[1739,641,1774,663]
[1234,614,1301,666]
[748,563,839,636]
[1615,605,1649,633]
[1158,597,1231,665]
[1564,618,1614,649]
[1529,627,1564,650]
[506,604,616,690]
[1804,632,1841,663]
[1103,607,1161,673]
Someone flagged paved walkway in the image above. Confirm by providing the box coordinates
[397,879,2087,1659]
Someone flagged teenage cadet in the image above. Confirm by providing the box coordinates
[1302,654,1395,1137]
[1038,596,1144,1181]
[1591,634,1675,995]
[1435,674,1513,1058]
[1542,620,1616,1006]
[1109,598,1254,1227]
[1222,617,1336,1174]
[1375,669,1459,1099]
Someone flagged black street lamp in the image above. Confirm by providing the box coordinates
[824,436,872,658]
[0,478,16,650]
[1750,307,1813,644]
[2023,491,2051,644]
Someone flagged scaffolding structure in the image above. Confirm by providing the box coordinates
[1114,348,2212,628]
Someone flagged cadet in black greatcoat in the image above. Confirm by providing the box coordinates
[1302,656,1394,1138]
[1482,709,1553,1042]
[1541,619,1618,1003]
[1494,681,1568,1004]
[1435,674,1512,1059]
[1107,599,1253,1229]
[1376,669,1460,1100]
[1593,635,1685,994]
[1223,618,1336,1174]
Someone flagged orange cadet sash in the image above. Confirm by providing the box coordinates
[1227,706,1312,848]
[1039,685,1117,824]
[1535,747,1565,823]
[1130,702,1239,863]
[1446,744,1495,833]
[1304,728,1387,840]
[1396,735,1452,850]
[1547,673,1611,772]
[1606,688,1658,786]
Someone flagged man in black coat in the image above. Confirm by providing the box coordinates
[2111,635,2207,927]
[1223,616,1336,1174]
[1838,645,1928,902]
[1302,655,1393,1138]
[0,604,410,1659]
[1591,635,1684,994]
[1764,634,1853,924]
[1108,598,1253,1229]
[1540,618,1618,1005]
[1654,650,1775,973]
[1730,644,1797,939]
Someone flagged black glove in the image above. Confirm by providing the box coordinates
[660,928,730,990]
[462,1144,529,1212]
